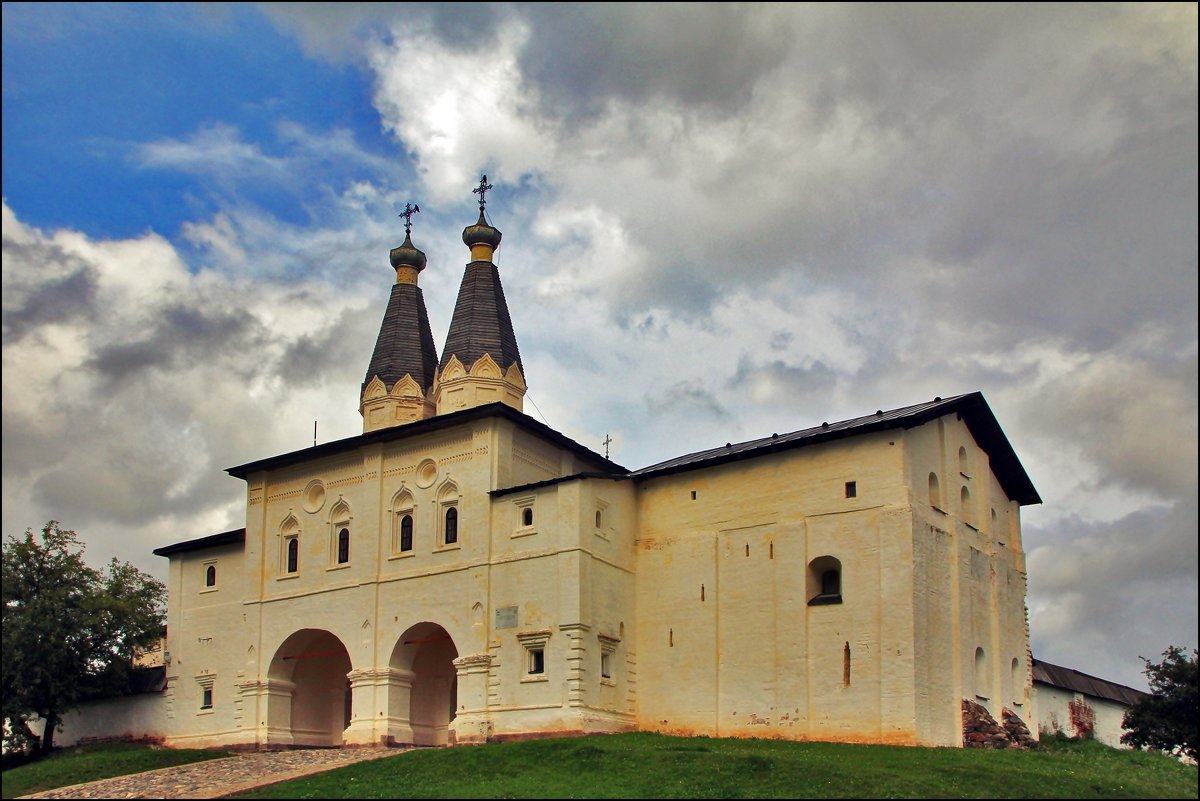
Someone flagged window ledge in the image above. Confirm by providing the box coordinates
[931,505,947,515]
[521,675,549,684]
[600,678,616,687]
[512,527,538,539]
[199,587,219,594]
[808,594,843,606]
[197,708,214,716]
[276,573,299,581]
[388,551,416,561]
[436,544,462,553]
[964,522,979,532]
[594,529,610,541]
[326,563,351,572]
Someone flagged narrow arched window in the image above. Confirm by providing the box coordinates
[445,507,458,545]
[400,514,413,552]
[205,565,216,587]
[337,527,350,564]
[808,556,843,605]
[928,472,942,509]
[287,538,299,573]
[958,446,969,475]
[523,507,534,527]
[961,486,972,526]
[974,647,988,700]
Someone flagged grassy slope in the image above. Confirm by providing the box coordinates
[1,742,230,799]
[234,733,1197,799]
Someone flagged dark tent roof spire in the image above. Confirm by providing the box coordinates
[432,176,526,416]
[361,201,440,431]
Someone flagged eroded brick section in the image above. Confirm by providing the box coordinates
[962,698,1033,749]
[1001,707,1035,748]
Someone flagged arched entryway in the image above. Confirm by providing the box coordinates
[267,629,353,747]
[390,622,458,745]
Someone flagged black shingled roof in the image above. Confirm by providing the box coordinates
[1032,658,1149,706]
[225,402,624,480]
[439,262,523,373]
[630,392,1041,505]
[153,528,246,557]
[363,282,439,394]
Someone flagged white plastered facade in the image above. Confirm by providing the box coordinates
[155,403,1036,750]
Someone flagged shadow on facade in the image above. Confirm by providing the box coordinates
[390,622,458,746]
[267,629,353,747]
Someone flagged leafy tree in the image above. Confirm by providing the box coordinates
[1121,645,1198,760]
[2,521,165,756]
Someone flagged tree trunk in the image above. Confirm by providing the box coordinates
[40,711,58,754]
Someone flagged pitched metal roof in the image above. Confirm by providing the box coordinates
[1032,658,1149,706]
[363,282,439,394]
[226,402,624,479]
[153,528,246,557]
[630,392,1041,505]
[439,262,523,373]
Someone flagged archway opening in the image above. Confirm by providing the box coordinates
[268,629,353,747]
[390,622,458,746]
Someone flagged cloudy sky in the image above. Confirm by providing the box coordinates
[2,3,1195,691]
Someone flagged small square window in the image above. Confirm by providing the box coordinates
[517,630,551,682]
[845,481,857,498]
[598,632,619,685]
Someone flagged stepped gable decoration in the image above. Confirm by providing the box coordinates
[360,201,440,430]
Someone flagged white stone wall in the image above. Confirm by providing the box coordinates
[148,408,1031,750]
[905,416,1033,745]
[1032,683,1133,749]
[30,693,167,748]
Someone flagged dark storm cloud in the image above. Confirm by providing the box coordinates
[918,124,1199,352]
[258,2,504,60]
[84,303,263,386]
[1027,497,1199,688]
[274,302,378,389]
[515,4,791,123]
[1,242,98,340]
[646,379,730,422]
[728,356,838,400]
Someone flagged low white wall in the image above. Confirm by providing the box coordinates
[1032,683,1131,749]
[31,693,167,748]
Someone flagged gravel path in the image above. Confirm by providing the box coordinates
[19,747,407,799]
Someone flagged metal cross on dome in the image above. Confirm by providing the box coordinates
[398,202,420,234]
[473,174,493,211]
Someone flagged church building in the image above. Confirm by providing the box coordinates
[152,179,1041,750]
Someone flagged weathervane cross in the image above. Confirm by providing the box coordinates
[399,202,420,234]
[473,174,493,211]
[602,433,613,460]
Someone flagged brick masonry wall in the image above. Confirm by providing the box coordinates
[962,699,1034,749]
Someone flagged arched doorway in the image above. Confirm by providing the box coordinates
[390,622,458,745]
[268,629,353,747]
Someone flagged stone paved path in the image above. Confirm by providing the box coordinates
[20,747,407,799]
